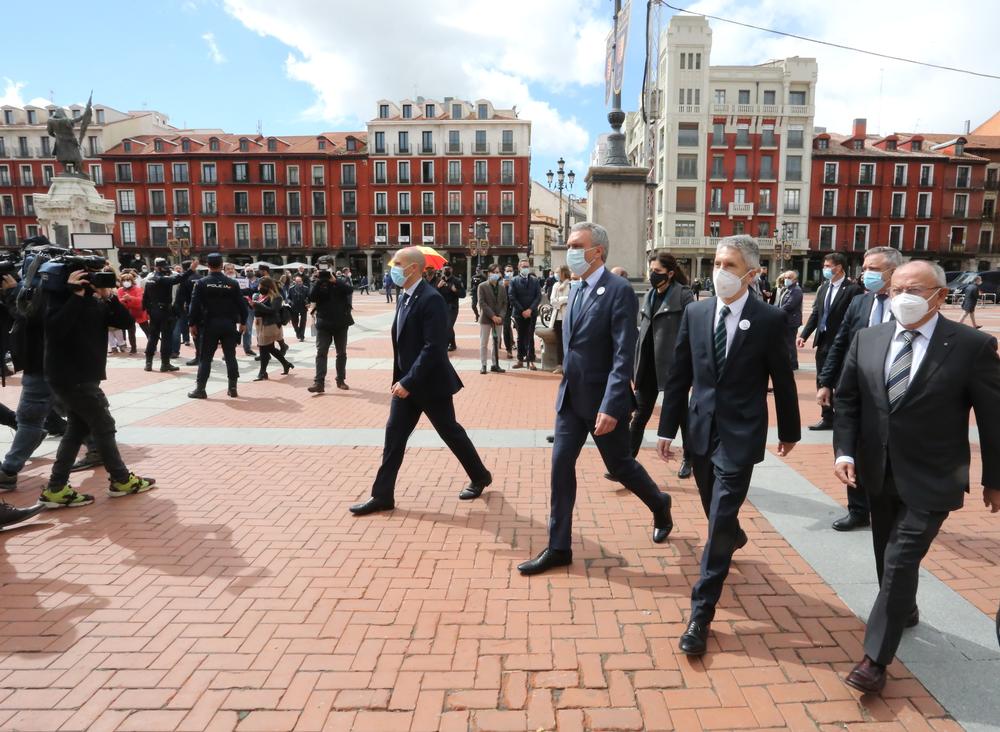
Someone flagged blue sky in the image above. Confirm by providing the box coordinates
[4,0,997,184]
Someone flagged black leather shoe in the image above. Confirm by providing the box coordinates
[185,358,199,366]
[603,472,618,482]
[517,548,572,576]
[905,606,919,629]
[253,373,268,382]
[832,513,871,532]
[653,494,673,544]
[0,500,44,529]
[490,365,505,373]
[70,454,103,472]
[545,435,554,444]
[678,459,692,479]
[187,388,208,400]
[735,529,749,551]
[349,497,395,516]
[227,385,238,398]
[480,366,487,374]
[459,472,492,500]
[308,383,325,393]
[845,656,886,694]
[808,420,833,431]
[679,620,709,656]
[159,363,180,373]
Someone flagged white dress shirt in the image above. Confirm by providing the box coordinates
[820,275,844,332]
[868,293,893,327]
[714,288,750,357]
[574,265,607,311]
[835,313,939,466]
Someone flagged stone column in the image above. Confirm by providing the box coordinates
[33,173,117,264]
[365,251,373,283]
[585,166,651,281]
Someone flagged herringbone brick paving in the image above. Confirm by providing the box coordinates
[0,292,993,731]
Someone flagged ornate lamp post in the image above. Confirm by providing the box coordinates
[545,158,575,246]
[773,224,792,271]
[468,218,490,272]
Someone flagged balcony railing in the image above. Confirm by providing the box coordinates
[985,179,999,191]
[419,144,436,155]
[859,176,874,186]
[394,143,411,155]
[311,177,325,186]
[728,202,754,217]
[474,175,489,185]
[340,177,357,188]
[446,142,463,154]
[448,175,463,185]
[201,207,217,216]
[501,204,515,215]
[499,143,516,154]
[501,175,515,185]
[200,176,218,184]
[890,209,905,219]
[472,142,491,154]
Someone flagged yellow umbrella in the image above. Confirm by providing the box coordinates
[388,245,449,270]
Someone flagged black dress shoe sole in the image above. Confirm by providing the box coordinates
[349,503,395,516]
[458,487,485,500]
[517,557,572,576]
[832,517,871,532]
[808,423,834,431]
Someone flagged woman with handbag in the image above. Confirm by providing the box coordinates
[252,276,294,381]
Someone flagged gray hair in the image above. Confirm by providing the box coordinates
[716,235,760,270]
[865,246,903,268]
[896,259,947,287]
[569,221,610,252]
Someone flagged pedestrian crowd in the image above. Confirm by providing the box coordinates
[1,225,997,699]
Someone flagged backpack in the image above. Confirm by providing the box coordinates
[279,303,292,326]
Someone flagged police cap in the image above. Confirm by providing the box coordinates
[206,253,224,267]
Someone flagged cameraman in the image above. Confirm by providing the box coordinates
[307,268,354,393]
[436,266,465,352]
[142,257,197,372]
[40,270,155,507]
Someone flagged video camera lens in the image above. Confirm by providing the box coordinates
[85,271,118,289]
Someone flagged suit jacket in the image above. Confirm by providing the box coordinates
[818,291,889,389]
[509,275,542,316]
[557,269,638,422]
[635,283,694,390]
[833,317,1000,512]
[658,295,801,467]
[800,279,863,349]
[476,280,508,325]
[778,284,804,328]
[391,279,463,398]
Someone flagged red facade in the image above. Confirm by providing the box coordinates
[809,122,988,263]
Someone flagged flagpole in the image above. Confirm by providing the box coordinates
[603,0,629,166]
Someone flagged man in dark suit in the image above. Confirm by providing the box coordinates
[657,235,800,656]
[798,252,862,430]
[518,223,674,576]
[509,260,542,370]
[350,248,493,516]
[817,246,902,531]
[833,260,1000,694]
[756,267,773,304]
[777,270,803,369]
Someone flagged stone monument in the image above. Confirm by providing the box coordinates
[32,94,116,253]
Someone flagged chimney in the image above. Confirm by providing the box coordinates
[964,119,971,134]
[852,118,867,139]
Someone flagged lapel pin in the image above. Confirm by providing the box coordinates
[738,319,750,331]
[596,286,606,295]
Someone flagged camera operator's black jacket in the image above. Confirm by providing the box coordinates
[5,285,43,376]
[439,276,466,307]
[308,276,354,331]
[45,291,134,386]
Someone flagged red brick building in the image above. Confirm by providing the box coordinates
[809,118,989,269]
[100,132,371,271]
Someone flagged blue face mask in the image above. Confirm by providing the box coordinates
[822,267,833,280]
[488,273,500,282]
[566,247,591,276]
[390,264,407,287]
[520,267,530,277]
[862,271,884,292]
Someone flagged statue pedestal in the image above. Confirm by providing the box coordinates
[33,174,115,248]
[585,166,653,282]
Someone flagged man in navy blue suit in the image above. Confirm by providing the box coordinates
[657,235,800,656]
[350,247,493,515]
[518,222,674,576]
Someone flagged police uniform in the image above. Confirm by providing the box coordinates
[142,259,194,371]
[188,254,249,398]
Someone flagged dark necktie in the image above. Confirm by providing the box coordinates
[570,281,588,328]
[886,331,917,409]
[714,305,731,372]
[872,294,887,325]
[395,292,410,337]
[820,284,834,332]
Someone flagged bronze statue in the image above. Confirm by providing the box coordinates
[47,93,93,176]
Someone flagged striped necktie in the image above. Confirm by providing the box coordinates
[886,330,917,410]
[714,305,730,372]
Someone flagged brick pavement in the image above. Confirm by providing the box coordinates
[0,291,995,731]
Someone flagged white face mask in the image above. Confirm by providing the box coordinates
[713,267,748,300]
[123,281,133,289]
[890,289,939,326]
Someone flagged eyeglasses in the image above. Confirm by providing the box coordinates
[889,286,939,297]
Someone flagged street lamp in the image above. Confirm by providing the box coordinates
[546,157,575,246]
[468,218,490,272]
[773,224,792,270]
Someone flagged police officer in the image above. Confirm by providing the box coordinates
[142,257,197,372]
[187,253,248,400]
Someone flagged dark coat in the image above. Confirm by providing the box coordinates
[477,280,508,325]
[188,271,248,327]
[834,317,1000,511]
[309,276,354,331]
[634,283,694,390]
[800,278,863,349]
[509,275,542,316]
[658,295,801,467]
[818,291,890,389]
[558,269,638,422]
[778,283,804,329]
[45,292,133,386]
[392,279,462,397]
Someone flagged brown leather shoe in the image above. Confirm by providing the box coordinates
[845,656,886,694]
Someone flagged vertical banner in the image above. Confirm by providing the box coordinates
[613,0,631,96]
[604,28,615,105]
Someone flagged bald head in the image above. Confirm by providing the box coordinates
[394,246,426,270]
[893,260,946,289]
[890,260,947,328]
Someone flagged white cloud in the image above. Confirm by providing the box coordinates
[202,32,227,64]
[685,0,1000,135]
[0,78,26,106]
[222,0,604,162]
